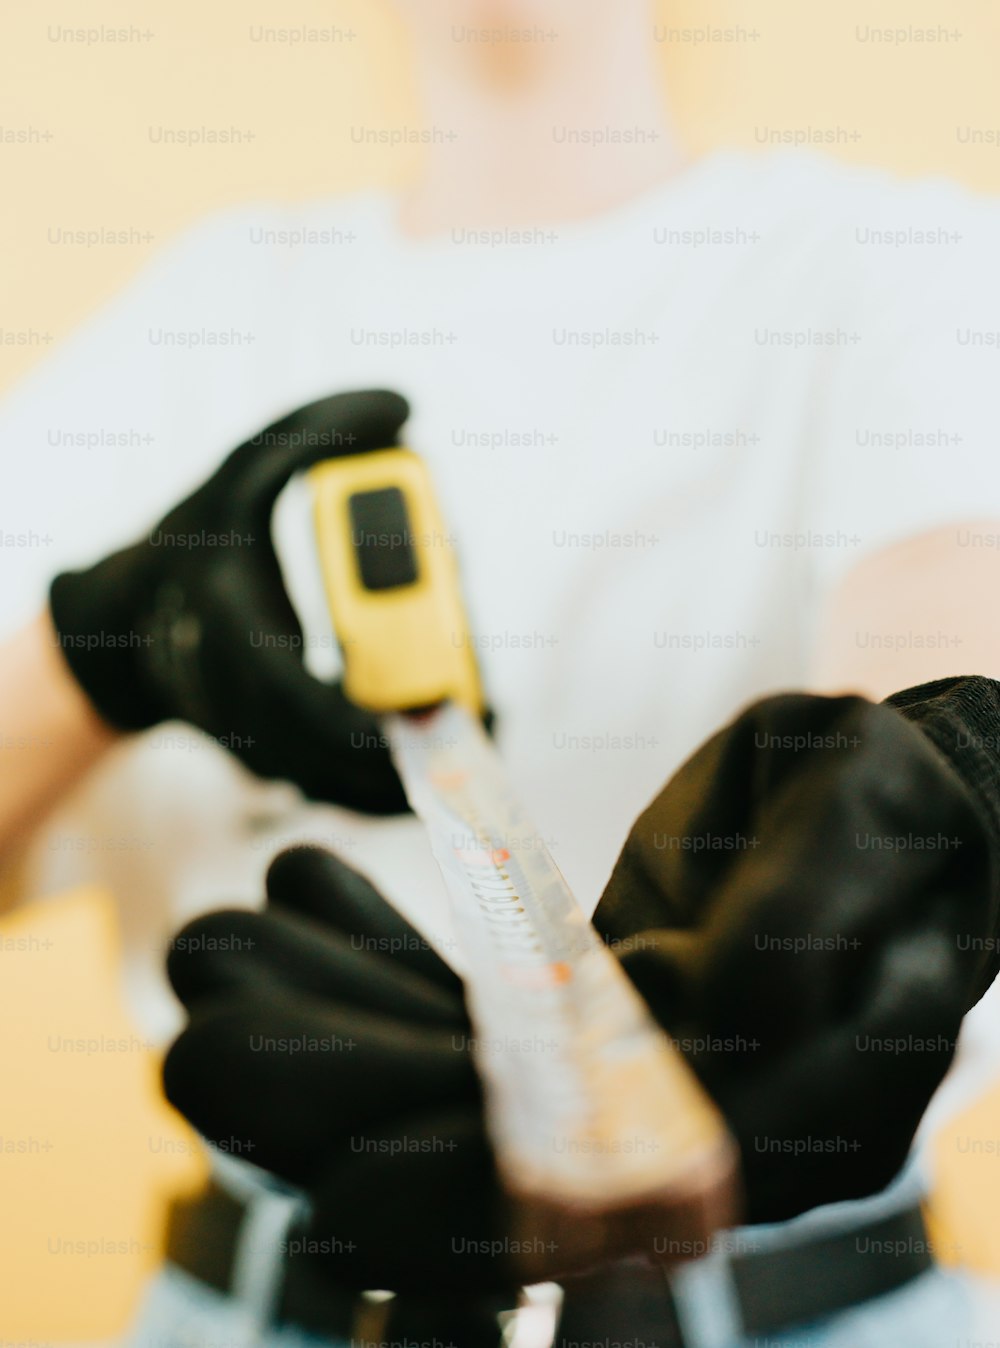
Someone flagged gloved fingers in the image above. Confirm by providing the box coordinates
[743,693,991,954]
[222,389,411,526]
[689,806,980,1058]
[201,565,408,813]
[592,695,834,942]
[245,668,407,814]
[840,916,970,1053]
[162,986,479,1186]
[594,720,748,943]
[682,705,991,1045]
[166,907,465,1027]
[696,922,967,1221]
[609,840,854,1063]
[266,846,465,997]
[308,1106,527,1294]
[595,693,937,946]
[612,928,703,1034]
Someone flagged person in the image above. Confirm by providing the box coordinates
[3,0,1000,1341]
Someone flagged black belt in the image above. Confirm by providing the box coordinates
[166,1182,510,1345]
[166,1182,934,1346]
[557,1202,935,1346]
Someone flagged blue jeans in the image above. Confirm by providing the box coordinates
[666,1159,1000,1347]
[124,1158,1000,1348]
[126,1262,997,1348]
[128,1262,348,1348]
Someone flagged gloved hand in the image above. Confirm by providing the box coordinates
[49,390,409,813]
[164,846,524,1296]
[595,676,1000,1222]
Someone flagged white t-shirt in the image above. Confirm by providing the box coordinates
[3,149,1000,1148]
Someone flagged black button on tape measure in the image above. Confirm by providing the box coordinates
[348,487,419,592]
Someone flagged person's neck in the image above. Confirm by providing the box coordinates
[396,47,687,237]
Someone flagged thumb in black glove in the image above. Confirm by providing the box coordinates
[595,676,1000,1225]
[50,390,410,813]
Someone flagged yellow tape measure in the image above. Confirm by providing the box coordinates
[309,448,739,1271]
[309,448,483,715]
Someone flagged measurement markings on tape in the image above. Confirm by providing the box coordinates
[386,701,739,1251]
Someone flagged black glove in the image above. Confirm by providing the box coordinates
[595,676,1000,1224]
[50,390,409,813]
[164,846,529,1296]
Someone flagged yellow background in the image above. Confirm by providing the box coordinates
[4,0,1000,1337]
[0,890,204,1341]
[4,0,1000,394]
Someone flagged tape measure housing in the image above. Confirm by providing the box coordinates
[309,448,484,715]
